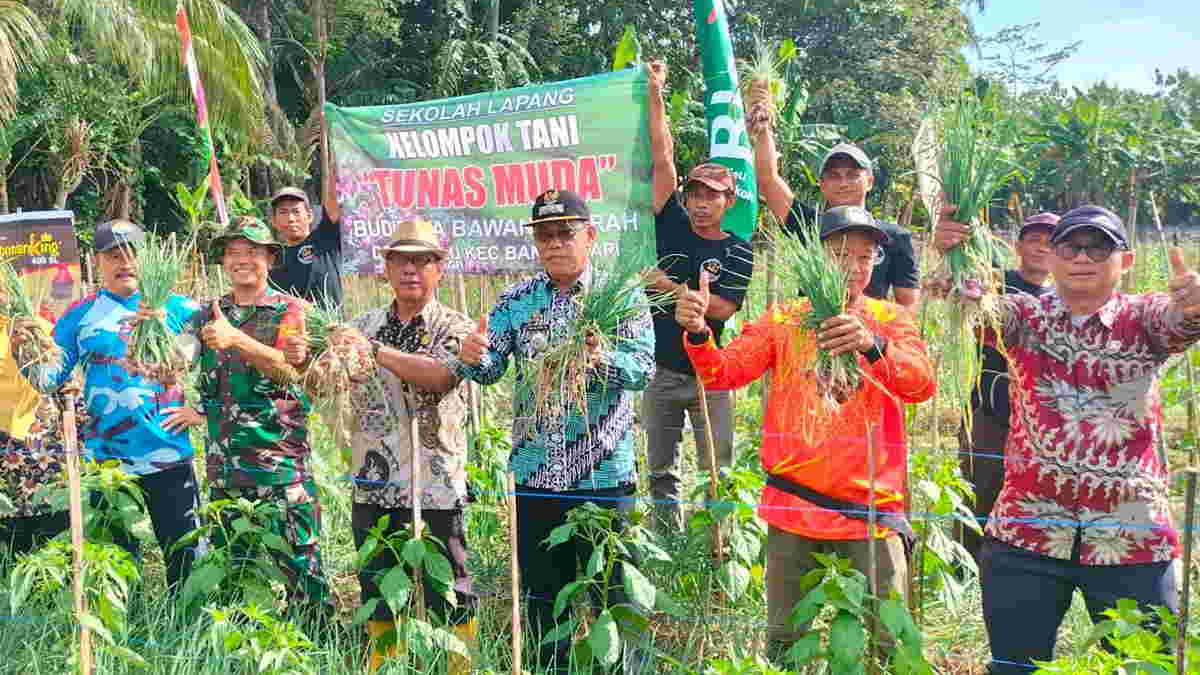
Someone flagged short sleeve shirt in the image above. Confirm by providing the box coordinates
[783,199,918,300]
[347,300,474,510]
[653,193,754,375]
[269,207,343,308]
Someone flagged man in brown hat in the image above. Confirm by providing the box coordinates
[268,169,342,307]
[643,60,755,531]
[336,219,478,673]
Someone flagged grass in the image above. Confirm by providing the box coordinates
[2,235,1200,674]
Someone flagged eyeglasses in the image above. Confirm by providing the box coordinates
[1054,242,1118,263]
[386,254,439,268]
[532,226,583,245]
[826,245,884,267]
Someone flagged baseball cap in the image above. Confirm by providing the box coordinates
[1050,205,1129,250]
[528,189,591,225]
[270,187,310,209]
[379,219,448,260]
[684,163,735,194]
[819,206,890,245]
[1018,212,1060,239]
[819,143,872,174]
[94,219,146,253]
[210,215,284,258]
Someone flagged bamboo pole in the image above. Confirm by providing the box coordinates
[697,380,724,564]
[508,472,522,675]
[408,395,425,622]
[1122,168,1139,292]
[455,274,480,441]
[866,426,879,670]
[63,392,91,675]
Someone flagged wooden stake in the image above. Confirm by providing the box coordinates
[866,426,879,668]
[63,393,92,675]
[408,393,425,621]
[508,472,522,675]
[455,274,480,441]
[697,380,724,564]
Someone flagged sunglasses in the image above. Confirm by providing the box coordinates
[386,253,440,268]
[1054,242,1119,263]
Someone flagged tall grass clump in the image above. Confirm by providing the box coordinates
[128,233,191,386]
[769,212,860,410]
[0,260,61,367]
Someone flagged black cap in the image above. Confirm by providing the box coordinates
[94,219,146,253]
[819,206,890,245]
[1018,212,1060,239]
[820,143,872,174]
[1051,205,1129,250]
[528,189,591,225]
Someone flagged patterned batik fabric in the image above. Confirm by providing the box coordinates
[23,290,199,475]
[0,394,89,519]
[190,290,312,489]
[988,291,1200,565]
[684,297,936,540]
[451,269,656,491]
[347,299,474,509]
[210,480,329,604]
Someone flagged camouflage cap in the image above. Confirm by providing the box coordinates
[210,215,284,258]
[684,163,735,194]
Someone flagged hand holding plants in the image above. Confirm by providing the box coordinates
[674,271,710,334]
[817,314,873,357]
[932,203,971,253]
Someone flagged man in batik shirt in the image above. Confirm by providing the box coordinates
[189,217,330,615]
[341,219,477,673]
[935,205,1200,673]
[454,189,655,674]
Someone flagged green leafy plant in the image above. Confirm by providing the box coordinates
[205,603,315,675]
[610,25,641,72]
[688,454,768,604]
[10,537,147,668]
[175,497,298,612]
[739,36,798,130]
[129,232,192,386]
[1032,598,1198,674]
[783,552,933,675]
[544,502,675,669]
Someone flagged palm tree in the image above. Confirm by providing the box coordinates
[0,1,48,124]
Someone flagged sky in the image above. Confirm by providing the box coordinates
[964,1,1199,92]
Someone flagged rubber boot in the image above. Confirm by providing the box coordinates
[447,617,477,675]
[366,620,403,673]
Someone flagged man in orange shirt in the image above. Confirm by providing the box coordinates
[676,206,936,661]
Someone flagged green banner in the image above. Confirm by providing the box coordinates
[693,0,757,239]
[326,68,655,276]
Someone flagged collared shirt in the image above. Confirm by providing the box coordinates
[348,298,473,509]
[190,289,311,488]
[24,290,198,475]
[451,269,655,491]
[989,291,1200,565]
[684,297,935,540]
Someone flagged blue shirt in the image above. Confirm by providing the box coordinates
[452,270,655,491]
[26,289,200,475]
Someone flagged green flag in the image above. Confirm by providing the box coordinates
[693,0,757,239]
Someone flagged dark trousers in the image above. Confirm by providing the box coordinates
[517,484,635,674]
[92,463,200,593]
[0,511,69,558]
[352,502,477,625]
[981,537,1178,674]
[958,417,1008,561]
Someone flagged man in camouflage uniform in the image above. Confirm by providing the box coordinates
[190,217,331,614]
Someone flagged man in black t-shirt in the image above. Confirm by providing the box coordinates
[268,180,343,308]
[934,211,1058,561]
[748,93,919,308]
[644,61,755,531]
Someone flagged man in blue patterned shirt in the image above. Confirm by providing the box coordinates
[18,219,203,593]
[454,189,654,674]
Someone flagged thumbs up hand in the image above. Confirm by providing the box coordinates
[459,314,490,366]
[674,270,711,334]
[1168,247,1200,320]
[201,300,241,351]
